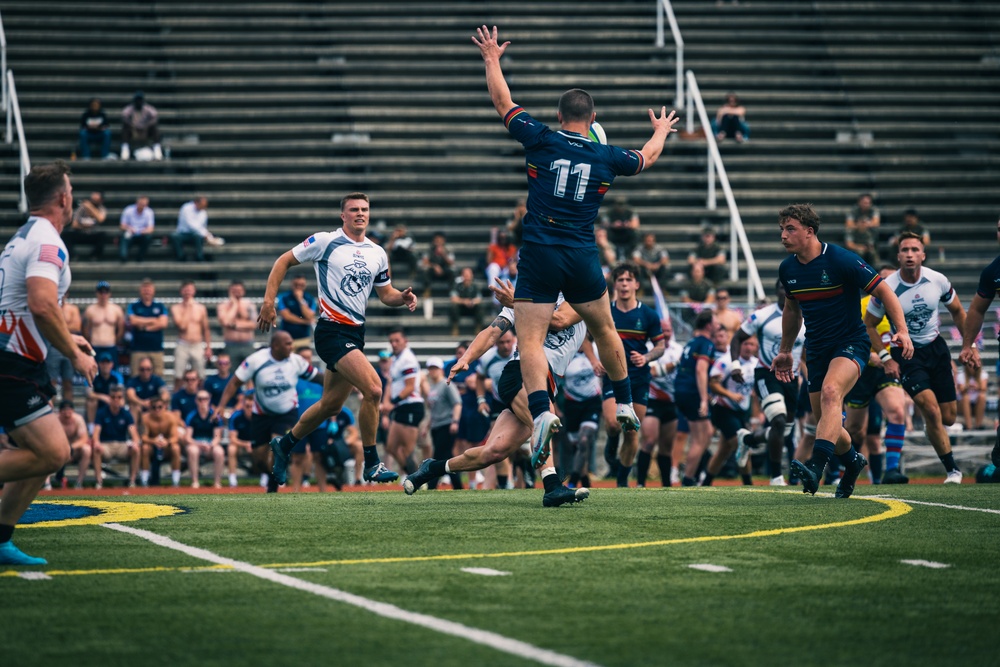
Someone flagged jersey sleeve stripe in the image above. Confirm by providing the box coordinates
[631,150,645,174]
[862,274,882,294]
[503,106,526,128]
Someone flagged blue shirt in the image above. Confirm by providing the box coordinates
[296,376,328,429]
[204,373,234,408]
[185,411,219,441]
[92,370,125,396]
[171,389,199,421]
[975,255,1000,342]
[778,243,882,354]
[126,373,166,401]
[674,334,716,395]
[277,290,317,340]
[95,406,134,442]
[127,299,167,351]
[443,357,473,386]
[327,406,355,443]
[610,301,664,380]
[228,409,252,441]
[504,106,643,248]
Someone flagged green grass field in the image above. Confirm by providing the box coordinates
[4,485,998,667]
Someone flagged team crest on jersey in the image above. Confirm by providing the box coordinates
[905,303,934,332]
[341,259,372,296]
[820,270,831,285]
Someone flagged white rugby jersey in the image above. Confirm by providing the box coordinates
[563,351,602,401]
[291,229,390,326]
[710,354,759,411]
[236,348,318,415]
[499,300,588,378]
[650,339,684,401]
[478,346,515,401]
[390,347,424,405]
[740,303,805,374]
[0,216,72,362]
[866,268,955,347]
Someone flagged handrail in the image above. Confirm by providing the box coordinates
[686,70,765,304]
[1,10,8,142]
[7,71,29,212]
[655,0,684,110]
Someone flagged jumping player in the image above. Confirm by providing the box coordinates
[258,193,417,486]
[772,204,913,499]
[472,25,678,466]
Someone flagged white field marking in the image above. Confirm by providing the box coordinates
[275,567,328,573]
[901,559,951,569]
[687,564,733,573]
[102,523,601,667]
[868,497,1000,516]
[461,567,512,577]
[17,571,52,580]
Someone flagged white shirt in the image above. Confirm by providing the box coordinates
[0,216,72,362]
[562,351,602,401]
[499,301,587,378]
[740,303,805,374]
[710,355,759,411]
[176,201,209,238]
[478,346,515,401]
[291,229,390,326]
[390,347,423,405]
[120,204,155,234]
[236,348,318,415]
[650,339,684,402]
[867,268,955,348]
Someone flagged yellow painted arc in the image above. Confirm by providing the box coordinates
[20,500,183,529]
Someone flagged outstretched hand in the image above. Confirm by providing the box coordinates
[447,358,469,385]
[400,286,418,312]
[472,25,510,60]
[489,277,515,308]
[649,107,679,135]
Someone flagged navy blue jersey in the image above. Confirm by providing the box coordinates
[228,409,252,441]
[674,334,715,396]
[277,290,317,340]
[779,243,882,354]
[186,411,219,441]
[127,299,167,351]
[92,370,124,396]
[975,255,1000,341]
[504,107,644,248]
[95,406,134,442]
[204,373,234,408]
[611,301,664,380]
[171,389,198,421]
[126,374,165,401]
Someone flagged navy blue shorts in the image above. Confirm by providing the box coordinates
[805,336,869,394]
[645,399,677,423]
[514,242,608,304]
[845,364,900,409]
[710,404,747,439]
[675,392,709,422]
[601,374,650,407]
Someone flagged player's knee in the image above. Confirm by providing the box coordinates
[360,380,382,405]
[886,404,908,425]
[940,407,956,426]
[819,383,844,410]
[44,443,72,472]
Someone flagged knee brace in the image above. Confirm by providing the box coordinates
[761,393,787,424]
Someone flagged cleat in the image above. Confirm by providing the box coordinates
[530,411,561,468]
[403,459,435,495]
[735,428,753,468]
[270,437,289,485]
[363,462,399,484]
[542,485,589,507]
[0,541,47,566]
[835,453,868,499]
[769,475,788,486]
[992,443,1000,468]
[944,469,963,485]
[790,458,825,495]
[616,403,641,432]
[881,468,909,485]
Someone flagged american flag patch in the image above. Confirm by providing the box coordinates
[302,235,316,248]
[38,244,66,268]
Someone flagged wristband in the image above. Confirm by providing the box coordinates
[476,396,487,405]
[391,396,401,405]
[878,349,891,363]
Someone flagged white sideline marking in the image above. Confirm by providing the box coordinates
[687,564,732,573]
[276,567,328,573]
[17,571,52,580]
[870,497,1000,515]
[102,523,600,667]
[461,567,511,577]
[901,559,951,569]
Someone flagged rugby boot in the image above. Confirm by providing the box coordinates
[616,403,641,432]
[270,437,289,485]
[363,461,399,484]
[403,459,435,495]
[530,411,562,468]
[0,541,47,566]
[835,453,868,499]
[735,428,753,468]
[790,458,826,495]
[881,468,909,485]
[542,485,590,507]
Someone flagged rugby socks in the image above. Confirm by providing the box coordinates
[403,455,418,476]
[766,456,782,479]
[701,472,714,486]
[363,446,381,468]
[812,439,835,467]
[496,475,509,490]
[885,423,905,470]
[278,431,301,456]
[427,459,448,478]
[837,446,860,467]
[869,453,885,484]
[635,450,652,486]
[616,465,632,488]
[657,455,672,486]
[939,452,959,473]
[0,523,14,544]
[541,467,560,492]
[604,432,620,477]
[741,472,753,486]
[528,391,550,421]
[611,377,633,406]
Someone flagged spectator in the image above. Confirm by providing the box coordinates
[57,401,92,489]
[711,92,750,143]
[506,197,526,247]
[183,390,225,489]
[119,196,155,263]
[845,193,881,265]
[204,353,236,412]
[139,393,182,487]
[449,267,484,336]
[171,370,202,424]
[595,227,617,281]
[485,227,517,288]
[277,275,317,352]
[713,288,744,336]
[956,364,988,430]
[632,231,670,290]
[92,387,141,489]
[443,341,473,388]
[385,223,418,281]
[85,351,123,429]
[680,262,716,305]
[64,191,108,259]
[172,196,217,262]
[226,392,253,488]
[887,208,931,256]
[422,232,456,295]
[217,279,257,367]
[600,196,641,260]
[83,280,125,363]
[127,279,169,376]
[688,224,727,285]
[126,356,167,418]
[78,97,111,160]
[120,90,163,161]
[45,294,82,402]
[170,280,212,385]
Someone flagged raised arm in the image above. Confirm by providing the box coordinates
[447,314,511,383]
[636,107,679,169]
[472,26,514,117]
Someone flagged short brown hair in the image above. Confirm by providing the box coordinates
[610,262,640,283]
[778,204,820,232]
[24,160,71,210]
[340,192,369,211]
[558,89,595,123]
[896,230,925,250]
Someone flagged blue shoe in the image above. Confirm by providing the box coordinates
[403,459,434,495]
[0,541,47,566]
[542,485,589,507]
[270,437,289,486]
[363,462,399,484]
[836,454,868,499]
[790,458,825,495]
[530,411,562,468]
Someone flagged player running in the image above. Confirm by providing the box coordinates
[638,318,683,487]
[866,232,967,483]
[703,336,760,486]
[472,25,678,469]
[674,310,718,486]
[773,204,913,499]
[256,193,417,486]
[381,327,425,477]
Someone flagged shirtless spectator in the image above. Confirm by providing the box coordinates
[217,279,257,366]
[46,293,83,402]
[83,280,125,362]
[127,278,169,376]
[85,352,124,429]
[64,191,108,260]
[57,401,92,489]
[92,387,140,488]
[713,289,744,337]
[170,281,212,387]
[140,393,182,487]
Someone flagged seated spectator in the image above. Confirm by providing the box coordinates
[422,232,456,295]
[78,97,111,160]
[595,227,617,282]
[385,223,418,281]
[226,392,253,488]
[600,196,640,260]
[506,197,526,247]
[45,295,82,402]
[140,393,182,487]
[64,191,109,260]
[120,90,163,161]
[845,193,881,265]
[183,391,225,489]
[485,227,517,288]
[86,351,124,428]
[887,208,931,257]
[92,387,141,488]
[172,370,202,424]
[450,267,484,336]
[126,356,167,418]
[277,275,317,351]
[204,353,237,412]
[119,196,155,263]
[171,196,217,262]
[956,364,989,430]
[680,262,716,305]
[631,232,670,290]
[57,401,92,489]
[688,224,727,285]
[711,92,750,143]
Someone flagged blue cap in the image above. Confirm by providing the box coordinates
[378,350,392,360]
[96,280,111,291]
[96,352,114,362]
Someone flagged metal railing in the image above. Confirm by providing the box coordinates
[655,0,684,110]
[1,10,8,143]
[8,71,29,212]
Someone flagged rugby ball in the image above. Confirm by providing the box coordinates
[588,121,607,144]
